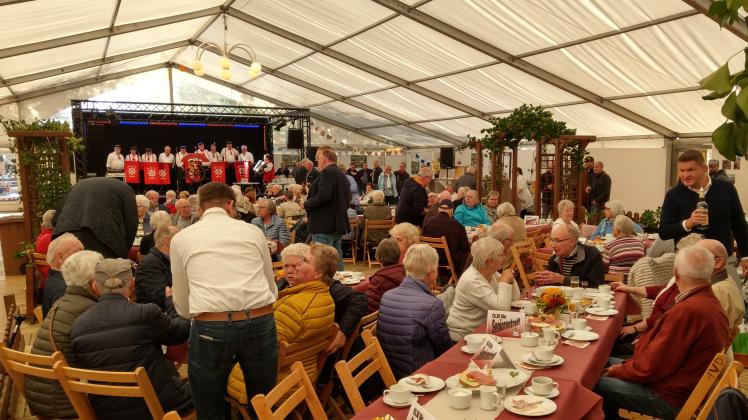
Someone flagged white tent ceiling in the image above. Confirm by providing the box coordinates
[0,0,745,148]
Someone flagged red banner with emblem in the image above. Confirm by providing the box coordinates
[124,161,140,183]
[142,162,160,185]
[211,162,226,183]
[235,161,250,183]
[158,163,171,185]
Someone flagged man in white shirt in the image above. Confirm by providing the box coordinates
[196,142,210,167]
[238,145,254,163]
[106,144,124,174]
[222,141,239,184]
[171,182,277,418]
[175,146,188,190]
[141,148,157,163]
[207,143,221,162]
[158,146,175,165]
[125,146,140,162]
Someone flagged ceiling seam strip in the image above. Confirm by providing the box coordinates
[168,0,237,65]
[0,40,191,88]
[682,0,748,42]
[96,0,123,79]
[0,63,169,106]
[0,5,223,59]
[225,8,490,122]
[370,0,677,137]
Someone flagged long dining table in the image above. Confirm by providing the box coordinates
[351,290,640,420]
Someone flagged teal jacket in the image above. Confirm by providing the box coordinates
[454,204,491,227]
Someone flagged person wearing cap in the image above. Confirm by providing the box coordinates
[71,258,192,419]
[141,147,156,163]
[175,145,188,169]
[106,144,124,174]
[221,141,238,163]
[423,198,471,279]
[170,182,277,418]
[125,146,140,162]
[708,159,728,182]
[196,142,211,167]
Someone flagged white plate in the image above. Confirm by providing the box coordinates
[398,376,446,393]
[460,345,477,355]
[586,307,618,316]
[521,353,564,367]
[561,330,600,341]
[525,387,560,399]
[383,394,418,408]
[511,299,533,308]
[339,278,361,285]
[504,395,557,417]
[445,368,529,393]
[464,333,501,343]
[586,291,615,298]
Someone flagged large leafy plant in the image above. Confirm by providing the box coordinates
[699,1,748,159]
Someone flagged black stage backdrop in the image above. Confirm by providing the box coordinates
[85,123,269,176]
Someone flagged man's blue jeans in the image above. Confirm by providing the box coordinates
[595,358,679,420]
[311,233,344,270]
[188,313,278,419]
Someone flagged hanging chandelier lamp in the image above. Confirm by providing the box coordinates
[191,14,261,81]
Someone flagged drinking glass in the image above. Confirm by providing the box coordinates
[570,276,580,288]
[580,280,589,289]
[496,384,507,405]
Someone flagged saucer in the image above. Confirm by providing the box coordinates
[383,394,417,407]
[504,395,557,416]
[464,333,501,343]
[399,376,445,393]
[461,345,478,354]
[586,307,618,316]
[521,353,564,367]
[525,387,560,399]
[511,299,533,308]
[561,330,599,341]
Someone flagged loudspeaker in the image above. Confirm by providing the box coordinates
[306,146,318,162]
[287,128,303,149]
[440,147,454,168]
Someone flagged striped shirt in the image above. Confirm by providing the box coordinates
[560,247,577,276]
[251,215,290,245]
[602,236,646,279]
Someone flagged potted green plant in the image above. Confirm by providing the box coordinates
[638,207,662,233]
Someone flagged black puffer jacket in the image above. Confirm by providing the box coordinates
[26,286,98,418]
[71,294,191,419]
[134,247,171,310]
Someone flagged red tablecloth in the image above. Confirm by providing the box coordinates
[351,290,639,420]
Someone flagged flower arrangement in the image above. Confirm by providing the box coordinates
[535,287,568,315]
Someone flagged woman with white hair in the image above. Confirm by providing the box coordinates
[590,199,643,239]
[135,194,151,237]
[164,190,177,214]
[497,202,528,243]
[553,199,579,230]
[251,198,290,257]
[363,190,392,244]
[377,244,454,378]
[137,210,171,256]
[26,250,103,419]
[389,222,420,263]
[447,237,520,341]
[71,258,192,419]
[602,215,645,279]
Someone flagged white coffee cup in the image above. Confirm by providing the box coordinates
[521,332,539,347]
[541,328,560,343]
[599,284,612,294]
[349,272,363,281]
[531,376,559,396]
[572,288,584,299]
[596,296,612,309]
[479,385,501,411]
[523,302,538,315]
[465,335,486,352]
[383,383,412,404]
[531,346,555,361]
[571,318,588,330]
[448,388,472,410]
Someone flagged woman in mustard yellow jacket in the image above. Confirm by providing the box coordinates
[227,243,336,404]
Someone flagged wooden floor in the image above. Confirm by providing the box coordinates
[0,245,746,418]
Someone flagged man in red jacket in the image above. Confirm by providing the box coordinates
[595,245,729,419]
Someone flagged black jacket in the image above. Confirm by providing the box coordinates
[293,166,308,184]
[395,170,410,194]
[305,164,351,235]
[395,177,428,226]
[547,243,605,286]
[53,177,138,258]
[42,269,66,317]
[305,167,320,186]
[422,212,470,277]
[70,294,191,419]
[590,171,612,206]
[659,178,748,257]
[134,247,172,310]
[373,166,382,185]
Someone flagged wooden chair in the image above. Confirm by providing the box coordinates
[363,219,394,268]
[695,361,743,420]
[532,249,552,272]
[0,343,66,418]
[53,361,169,420]
[250,361,327,420]
[619,352,728,420]
[604,273,624,283]
[334,330,396,414]
[510,240,536,290]
[342,218,358,266]
[419,235,458,286]
[25,252,49,320]
[527,229,547,249]
[163,411,182,420]
[33,306,43,323]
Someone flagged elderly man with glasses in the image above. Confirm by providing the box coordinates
[535,222,605,286]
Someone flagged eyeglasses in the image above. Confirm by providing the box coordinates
[550,237,575,244]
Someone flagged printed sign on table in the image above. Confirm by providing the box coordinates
[486,310,525,337]
[471,337,516,370]
[406,401,437,420]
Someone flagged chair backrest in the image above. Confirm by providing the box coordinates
[419,235,458,284]
[251,361,327,420]
[363,219,393,243]
[278,324,339,380]
[28,252,50,271]
[339,311,378,362]
[334,330,396,414]
[163,411,181,420]
[694,360,744,420]
[0,343,65,395]
[53,361,165,420]
[604,273,624,283]
[676,352,728,420]
[510,240,536,289]
[532,249,552,272]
